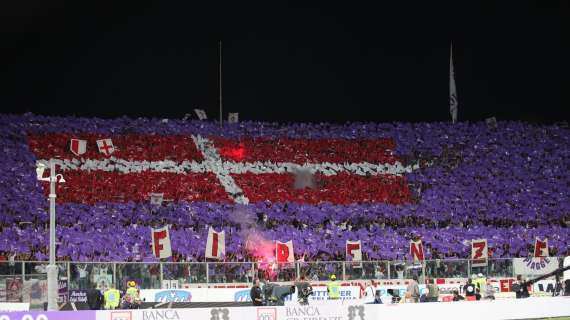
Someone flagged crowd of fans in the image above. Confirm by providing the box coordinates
[0,114,568,263]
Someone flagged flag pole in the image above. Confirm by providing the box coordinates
[219,41,223,128]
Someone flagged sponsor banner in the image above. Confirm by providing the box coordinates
[68,290,88,303]
[280,304,352,320]
[531,280,558,294]
[287,286,359,302]
[140,280,533,304]
[0,281,5,302]
[0,311,96,320]
[5,278,22,303]
[58,280,68,304]
[372,283,472,298]
[513,257,559,276]
[22,280,47,306]
[0,304,29,312]
[90,297,570,320]
[140,286,361,303]
[95,309,220,320]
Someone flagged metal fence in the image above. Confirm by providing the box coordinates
[0,257,563,294]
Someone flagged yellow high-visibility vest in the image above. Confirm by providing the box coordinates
[126,287,139,301]
[104,288,121,309]
[475,278,486,292]
[327,281,341,299]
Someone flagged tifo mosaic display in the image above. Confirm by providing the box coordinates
[0,114,568,261]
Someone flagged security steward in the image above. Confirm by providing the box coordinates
[123,281,141,309]
[103,284,121,310]
[250,278,264,306]
[86,283,104,310]
[474,273,487,294]
[327,274,341,300]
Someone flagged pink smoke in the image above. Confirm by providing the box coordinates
[229,208,279,280]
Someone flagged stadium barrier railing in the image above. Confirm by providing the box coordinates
[0,257,562,306]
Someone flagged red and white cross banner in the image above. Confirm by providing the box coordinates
[346,240,362,262]
[205,227,226,260]
[471,239,488,267]
[69,139,87,156]
[534,238,549,257]
[409,240,424,263]
[29,134,418,205]
[276,240,294,263]
[96,138,115,156]
[151,226,172,259]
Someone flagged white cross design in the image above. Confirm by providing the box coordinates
[39,135,420,204]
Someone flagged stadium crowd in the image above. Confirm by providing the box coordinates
[0,114,568,263]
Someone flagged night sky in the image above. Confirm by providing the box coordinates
[1,1,568,123]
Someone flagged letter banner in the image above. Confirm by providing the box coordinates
[346,240,362,268]
[471,239,488,267]
[409,240,424,263]
[534,238,549,257]
[151,226,172,259]
[205,227,226,260]
[346,240,362,262]
[276,240,294,263]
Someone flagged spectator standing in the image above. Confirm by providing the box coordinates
[77,265,89,289]
[426,278,440,302]
[406,275,420,303]
[8,252,16,275]
[86,283,103,310]
[513,275,529,299]
[484,279,495,300]
[364,280,376,304]
[0,253,6,274]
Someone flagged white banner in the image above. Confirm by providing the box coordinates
[205,227,225,260]
[513,257,559,276]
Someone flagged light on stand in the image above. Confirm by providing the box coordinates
[36,160,65,311]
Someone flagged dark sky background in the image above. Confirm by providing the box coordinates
[1,1,568,123]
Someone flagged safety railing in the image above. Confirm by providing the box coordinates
[0,257,562,305]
